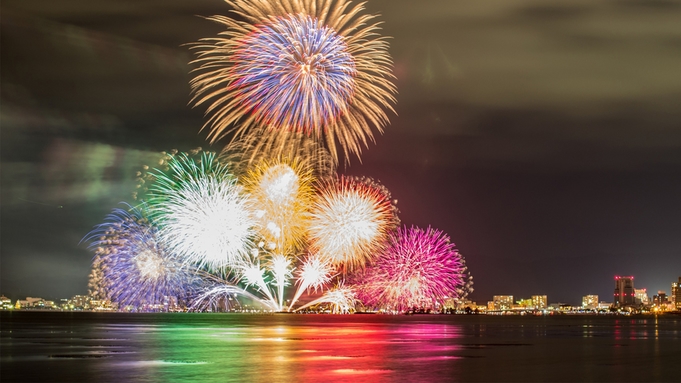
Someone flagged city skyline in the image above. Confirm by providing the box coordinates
[2,0,681,303]
[3,274,679,308]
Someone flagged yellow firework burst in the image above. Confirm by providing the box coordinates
[241,157,316,254]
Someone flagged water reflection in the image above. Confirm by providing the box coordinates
[1,312,680,382]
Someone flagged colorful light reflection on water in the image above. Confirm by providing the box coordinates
[2,312,680,382]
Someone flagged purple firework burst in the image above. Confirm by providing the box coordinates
[86,205,202,309]
[355,226,470,312]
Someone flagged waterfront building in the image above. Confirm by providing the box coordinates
[653,291,668,306]
[672,277,681,310]
[463,302,486,313]
[26,297,44,306]
[459,300,486,312]
[67,295,92,310]
[532,295,548,310]
[634,289,649,305]
[582,295,598,309]
[516,298,533,309]
[492,296,513,311]
[614,276,635,306]
[1,296,13,310]
[549,302,571,311]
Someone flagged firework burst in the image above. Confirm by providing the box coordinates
[308,176,399,271]
[241,158,316,254]
[146,152,256,270]
[85,205,200,308]
[190,0,396,164]
[356,226,471,313]
[288,254,336,310]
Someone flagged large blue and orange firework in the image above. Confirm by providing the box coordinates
[231,13,356,133]
[355,226,472,312]
[86,205,201,308]
[190,0,396,164]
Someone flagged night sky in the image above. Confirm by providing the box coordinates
[1,0,680,305]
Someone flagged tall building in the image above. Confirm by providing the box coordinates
[492,295,513,311]
[634,288,649,305]
[653,291,668,306]
[532,295,547,310]
[672,277,681,310]
[582,295,598,309]
[614,276,635,306]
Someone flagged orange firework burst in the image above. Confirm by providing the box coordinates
[308,176,399,271]
[190,0,396,164]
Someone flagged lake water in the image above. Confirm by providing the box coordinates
[1,312,679,382]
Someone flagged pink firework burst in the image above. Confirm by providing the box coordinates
[356,226,470,312]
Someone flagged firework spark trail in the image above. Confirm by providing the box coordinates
[270,254,293,311]
[85,204,201,308]
[288,255,335,310]
[190,284,276,312]
[356,226,471,312]
[295,283,357,314]
[222,133,336,180]
[190,0,396,164]
[146,153,256,270]
[308,176,399,271]
[238,260,279,308]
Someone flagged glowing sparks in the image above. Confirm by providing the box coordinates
[230,13,356,133]
[134,250,165,281]
[289,254,335,309]
[190,284,276,312]
[260,164,299,206]
[271,253,293,310]
[85,205,199,308]
[356,226,472,313]
[309,176,399,271]
[242,159,316,254]
[297,256,335,293]
[296,283,358,314]
[147,152,256,270]
[222,133,336,180]
[190,0,396,164]
[82,0,478,314]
